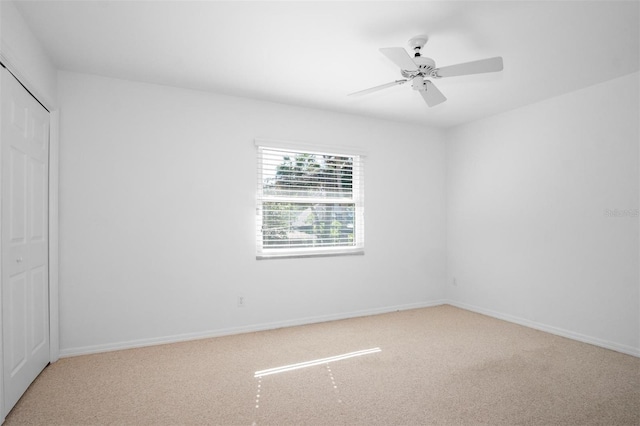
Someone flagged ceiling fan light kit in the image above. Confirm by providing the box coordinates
[350,34,504,108]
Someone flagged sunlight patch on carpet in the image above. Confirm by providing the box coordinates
[254,347,381,378]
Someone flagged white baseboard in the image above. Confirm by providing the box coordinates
[447,300,640,358]
[59,299,447,358]
[60,299,638,359]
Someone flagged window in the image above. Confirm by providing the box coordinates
[256,140,365,259]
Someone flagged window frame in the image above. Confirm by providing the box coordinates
[255,139,366,259]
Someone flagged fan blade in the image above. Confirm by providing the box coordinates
[348,80,408,96]
[420,81,447,107]
[379,47,418,71]
[434,56,503,78]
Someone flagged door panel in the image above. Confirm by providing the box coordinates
[9,94,27,134]
[7,273,27,375]
[30,160,46,241]
[1,67,50,417]
[30,265,47,354]
[9,148,26,244]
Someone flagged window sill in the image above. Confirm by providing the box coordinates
[256,249,364,260]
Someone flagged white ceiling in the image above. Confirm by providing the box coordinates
[14,0,640,129]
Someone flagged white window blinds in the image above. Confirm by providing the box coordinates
[256,142,365,259]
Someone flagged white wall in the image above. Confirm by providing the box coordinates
[52,58,639,357]
[57,71,447,355]
[0,1,57,108]
[446,72,640,355]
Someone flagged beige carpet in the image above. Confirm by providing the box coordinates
[5,305,640,425]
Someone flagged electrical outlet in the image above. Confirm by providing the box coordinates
[237,296,245,307]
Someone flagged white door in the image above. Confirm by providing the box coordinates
[1,67,50,416]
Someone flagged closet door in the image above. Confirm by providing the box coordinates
[1,67,50,416]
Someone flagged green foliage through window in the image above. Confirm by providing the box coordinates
[257,146,363,256]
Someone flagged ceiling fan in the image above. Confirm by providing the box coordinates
[349,35,503,107]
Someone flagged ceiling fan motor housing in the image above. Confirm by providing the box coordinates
[401,56,437,84]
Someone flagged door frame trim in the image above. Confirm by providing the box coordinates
[0,60,59,421]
